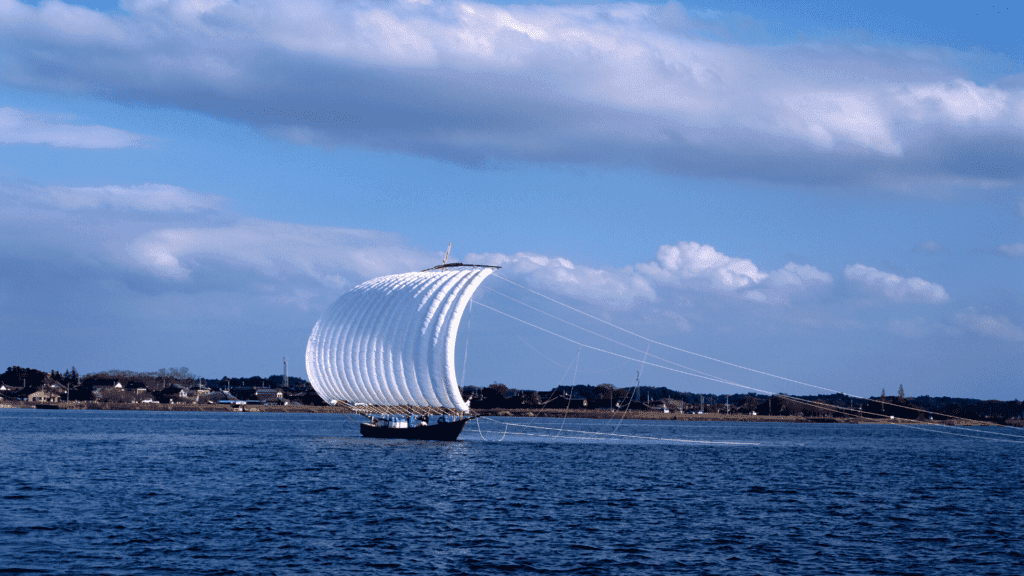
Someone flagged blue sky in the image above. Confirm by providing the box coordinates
[1,0,1021,400]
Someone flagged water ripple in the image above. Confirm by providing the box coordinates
[0,412,1021,575]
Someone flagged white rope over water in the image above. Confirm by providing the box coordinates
[474,417,760,445]
[472,273,1024,444]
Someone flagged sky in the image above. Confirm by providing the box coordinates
[0,0,1021,401]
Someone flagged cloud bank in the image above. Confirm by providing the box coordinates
[3,177,1019,397]
[5,177,961,327]
[0,181,435,306]
[1,0,1021,188]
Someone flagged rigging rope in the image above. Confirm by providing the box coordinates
[475,416,759,445]
[487,274,1020,433]
[494,275,868,398]
[459,297,474,391]
[511,322,574,368]
[336,273,1021,444]
[611,343,650,436]
[482,285,728,384]
[763,393,1024,441]
[472,299,763,393]
[557,345,582,437]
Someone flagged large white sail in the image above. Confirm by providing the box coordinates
[305,265,495,412]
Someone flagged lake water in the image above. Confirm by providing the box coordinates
[1,410,1022,575]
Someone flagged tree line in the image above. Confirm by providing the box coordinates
[0,365,314,404]
[4,365,1021,422]
[463,382,1024,422]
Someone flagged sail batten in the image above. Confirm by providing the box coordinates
[306,266,495,412]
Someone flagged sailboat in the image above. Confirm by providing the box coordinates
[305,262,498,441]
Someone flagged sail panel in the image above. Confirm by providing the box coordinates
[305,266,494,411]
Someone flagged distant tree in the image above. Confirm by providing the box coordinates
[898,385,905,399]
[168,367,192,380]
[738,395,759,413]
[486,382,509,397]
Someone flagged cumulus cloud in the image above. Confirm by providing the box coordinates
[0,0,1021,187]
[767,262,833,290]
[955,309,1024,342]
[468,251,656,309]
[470,242,832,308]
[637,241,767,291]
[0,106,143,148]
[997,242,1024,258]
[744,262,833,304]
[844,263,950,304]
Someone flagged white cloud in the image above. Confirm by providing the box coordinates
[2,180,222,218]
[467,251,656,309]
[749,262,834,304]
[997,242,1024,258]
[0,107,143,148]
[637,241,767,291]
[844,263,950,304]
[955,309,1024,342]
[126,220,430,286]
[44,183,220,212]
[0,179,435,299]
[893,79,1010,124]
[471,243,833,308]
[1,1,1021,187]
[768,262,833,289]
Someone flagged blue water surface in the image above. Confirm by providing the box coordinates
[1,410,1022,575]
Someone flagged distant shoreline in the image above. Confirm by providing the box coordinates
[2,401,1017,427]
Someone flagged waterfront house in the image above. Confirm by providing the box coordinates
[255,388,284,404]
[185,388,211,403]
[0,383,22,400]
[93,387,154,403]
[26,385,62,403]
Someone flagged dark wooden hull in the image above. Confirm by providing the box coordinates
[360,418,471,441]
